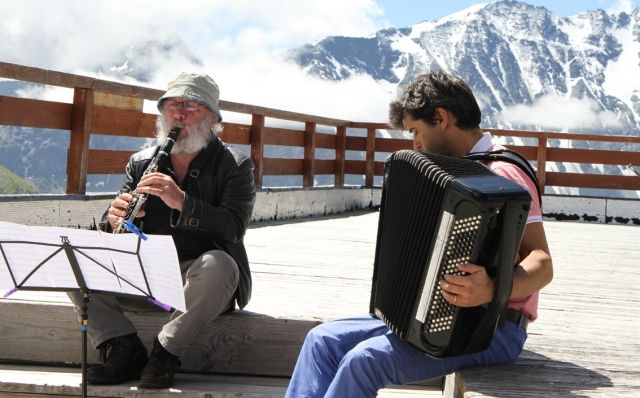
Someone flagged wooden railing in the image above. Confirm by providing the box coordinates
[1,61,639,195]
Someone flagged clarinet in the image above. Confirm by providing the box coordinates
[113,127,182,234]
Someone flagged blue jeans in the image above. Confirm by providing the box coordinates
[285,314,527,398]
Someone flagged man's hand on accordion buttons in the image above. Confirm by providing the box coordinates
[440,263,495,307]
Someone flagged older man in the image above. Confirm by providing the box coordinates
[69,72,256,389]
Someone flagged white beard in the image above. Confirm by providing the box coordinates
[155,114,215,155]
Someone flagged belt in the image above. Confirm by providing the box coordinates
[506,308,529,331]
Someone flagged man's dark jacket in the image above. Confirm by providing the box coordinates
[99,137,256,308]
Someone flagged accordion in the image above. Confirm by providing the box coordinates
[370,150,531,358]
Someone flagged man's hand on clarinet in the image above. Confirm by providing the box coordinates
[136,172,185,211]
[107,192,140,230]
[439,263,495,307]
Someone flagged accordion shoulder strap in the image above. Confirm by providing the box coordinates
[463,149,542,207]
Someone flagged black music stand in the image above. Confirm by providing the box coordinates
[0,222,184,398]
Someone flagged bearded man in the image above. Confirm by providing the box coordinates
[68,72,256,389]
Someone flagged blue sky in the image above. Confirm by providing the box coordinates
[376,0,639,27]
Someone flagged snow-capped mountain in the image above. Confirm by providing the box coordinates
[290,0,640,136]
[1,0,638,197]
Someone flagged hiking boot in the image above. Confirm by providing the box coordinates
[87,333,148,385]
[138,338,181,389]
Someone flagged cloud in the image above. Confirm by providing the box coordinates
[1,0,393,123]
[605,0,636,14]
[218,54,396,122]
[0,1,384,69]
[498,95,624,131]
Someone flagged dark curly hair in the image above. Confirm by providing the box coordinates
[388,71,481,130]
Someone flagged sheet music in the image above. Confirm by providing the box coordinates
[99,231,185,311]
[33,225,115,290]
[0,222,30,291]
[0,221,185,312]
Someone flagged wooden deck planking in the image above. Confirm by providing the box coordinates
[452,220,640,397]
[244,215,640,397]
[0,364,290,397]
[1,211,639,397]
[0,364,440,398]
[244,212,380,320]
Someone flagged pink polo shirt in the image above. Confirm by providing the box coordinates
[469,132,542,321]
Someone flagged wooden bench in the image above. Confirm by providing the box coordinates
[0,296,318,377]
[0,294,441,397]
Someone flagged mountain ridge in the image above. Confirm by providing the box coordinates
[0,164,38,195]
[290,0,640,136]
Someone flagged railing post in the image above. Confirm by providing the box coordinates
[365,127,376,187]
[335,126,346,187]
[66,88,93,194]
[303,122,316,188]
[250,114,265,188]
[537,133,548,192]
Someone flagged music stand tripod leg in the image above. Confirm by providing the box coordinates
[81,294,89,398]
[61,236,90,398]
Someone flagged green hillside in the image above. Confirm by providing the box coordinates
[0,165,38,194]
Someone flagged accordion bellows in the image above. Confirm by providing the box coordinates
[370,150,531,357]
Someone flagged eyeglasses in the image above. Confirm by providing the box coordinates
[164,100,201,113]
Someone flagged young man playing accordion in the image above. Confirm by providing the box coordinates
[285,71,553,397]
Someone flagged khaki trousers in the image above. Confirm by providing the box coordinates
[68,249,239,357]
